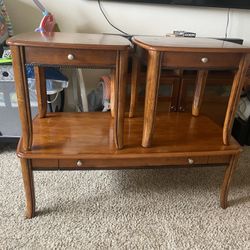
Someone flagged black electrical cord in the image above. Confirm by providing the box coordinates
[225,8,230,39]
[97,0,130,36]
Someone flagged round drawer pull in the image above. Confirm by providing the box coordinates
[188,158,194,164]
[201,57,208,64]
[76,160,83,167]
[67,54,75,60]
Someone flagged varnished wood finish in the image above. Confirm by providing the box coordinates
[21,159,35,218]
[10,33,248,217]
[129,53,141,118]
[130,68,249,115]
[9,32,132,217]
[32,159,58,169]
[129,36,250,209]
[142,50,162,147]
[10,46,33,150]
[31,155,230,170]
[132,36,250,53]
[170,77,181,112]
[58,155,230,169]
[132,36,250,147]
[114,50,128,149]
[17,112,240,159]
[162,52,242,69]
[223,54,250,145]
[34,66,47,118]
[110,69,115,118]
[192,70,208,116]
[128,69,181,116]
[8,32,131,150]
[129,44,185,117]
[7,32,130,50]
[25,47,118,68]
[177,71,235,114]
[220,153,239,209]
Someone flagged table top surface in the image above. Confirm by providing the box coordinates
[7,32,131,50]
[132,36,250,53]
[17,112,240,159]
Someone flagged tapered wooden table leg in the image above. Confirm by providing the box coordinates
[110,69,115,118]
[142,50,162,148]
[223,55,250,145]
[114,51,128,149]
[21,159,35,218]
[34,66,47,118]
[192,70,208,116]
[220,153,239,209]
[129,54,141,118]
[10,46,33,151]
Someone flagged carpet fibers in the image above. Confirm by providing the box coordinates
[0,144,249,249]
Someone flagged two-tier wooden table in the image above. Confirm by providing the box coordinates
[130,36,250,207]
[131,36,250,146]
[8,33,250,218]
[8,32,131,218]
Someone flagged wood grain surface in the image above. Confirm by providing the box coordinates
[17,112,240,159]
[7,32,131,50]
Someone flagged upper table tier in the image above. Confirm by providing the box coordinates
[132,36,250,53]
[7,32,131,50]
[8,32,131,150]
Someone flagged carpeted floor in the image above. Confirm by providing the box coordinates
[0,143,249,249]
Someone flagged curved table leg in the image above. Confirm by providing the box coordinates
[223,55,250,145]
[142,50,162,148]
[220,153,239,209]
[114,50,128,149]
[21,158,35,218]
[11,46,33,150]
[110,69,115,118]
[192,70,208,117]
[129,54,141,118]
[34,66,47,118]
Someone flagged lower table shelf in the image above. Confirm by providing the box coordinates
[17,112,241,170]
[17,112,242,215]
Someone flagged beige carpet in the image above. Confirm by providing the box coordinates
[0,144,249,249]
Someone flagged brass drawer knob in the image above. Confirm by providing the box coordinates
[201,57,208,63]
[76,160,83,167]
[188,158,194,164]
[67,54,75,60]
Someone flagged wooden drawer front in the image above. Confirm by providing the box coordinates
[33,155,230,170]
[162,52,242,69]
[32,159,58,170]
[208,155,231,164]
[59,156,209,169]
[25,47,117,67]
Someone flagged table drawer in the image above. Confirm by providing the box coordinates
[32,159,59,170]
[208,155,231,164]
[25,47,117,67]
[33,155,230,170]
[59,156,209,169]
[162,52,242,69]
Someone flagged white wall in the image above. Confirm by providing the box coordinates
[4,0,250,110]
[5,0,250,42]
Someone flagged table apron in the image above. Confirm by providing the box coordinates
[24,47,118,68]
[31,154,231,170]
[162,52,243,69]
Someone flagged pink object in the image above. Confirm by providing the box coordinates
[35,13,55,33]
[100,75,111,100]
[33,0,56,33]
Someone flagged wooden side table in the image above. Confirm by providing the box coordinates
[131,36,250,209]
[8,33,249,218]
[8,32,131,150]
[132,36,250,148]
[8,32,131,218]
